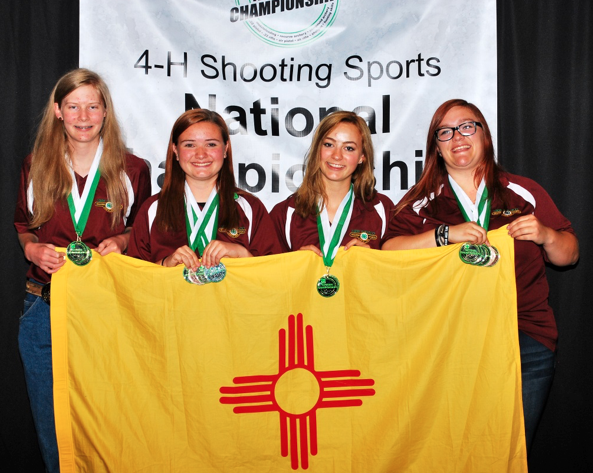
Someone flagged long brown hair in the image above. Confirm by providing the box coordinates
[28,68,128,228]
[155,109,240,232]
[394,99,507,215]
[295,111,377,218]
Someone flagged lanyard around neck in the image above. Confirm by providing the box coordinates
[448,176,491,230]
[316,185,354,268]
[66,140,103,239]
[184,183,219,256]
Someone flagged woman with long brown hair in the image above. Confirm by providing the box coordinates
[14,68,151,472]
[382,99,579,455]
[128,109,279,276]
[270,111,393,296]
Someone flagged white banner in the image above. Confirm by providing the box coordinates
[80,0,497,208]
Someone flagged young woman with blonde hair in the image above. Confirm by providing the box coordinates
[14,68,151,472]
[270,111,393,295]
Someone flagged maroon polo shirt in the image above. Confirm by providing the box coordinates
[385,172,575,351]
[14,153,152,284]
[127,191,281,263]
[270,192,395,252]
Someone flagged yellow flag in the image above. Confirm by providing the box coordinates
[52,227,526,472]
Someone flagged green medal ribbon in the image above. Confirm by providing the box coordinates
[448,176,491,230]
[449,176,500,267]
[64,142,103,266]
[66,141,103,241]
[67,170,101,239]
[184,185,219,257]
[316,184,354,269]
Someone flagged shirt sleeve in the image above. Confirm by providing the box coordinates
[375,193,396,244]
[127,198,154,261]
[527,179,575,234]
[14,156,34,235]
[244,196,283,256]
[384,199,428,240]
[269,199,293,253]
[125,155,152,228]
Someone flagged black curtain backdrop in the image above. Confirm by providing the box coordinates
[1,1,79,471]
[1,1,591,471]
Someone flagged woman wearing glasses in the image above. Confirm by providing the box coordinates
[382,99,579,453]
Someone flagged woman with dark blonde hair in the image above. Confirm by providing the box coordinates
[128,108,279,274]
[382,99,579,454]
[270,111,393,295]
[14,68,151,472]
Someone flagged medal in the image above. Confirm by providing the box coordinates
[459,243,500,267]
[459,243,483,266]
[204,263,226,283]
[183,265,213,285]
[317,271,340,298]
[66,141,103,267]
[195,265,209,284]
[183,267,205,285]
[449,176,500,268]
[183,185,222,284]
[474,244,491,266]
[485,245,500,267]
[66,238,92,266]
[315,185,354,297]
[184,265,210,285]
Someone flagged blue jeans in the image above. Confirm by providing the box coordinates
[519,330,555,455]
[18,292,60,473]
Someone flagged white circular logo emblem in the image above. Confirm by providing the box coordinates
[232,0,340,48]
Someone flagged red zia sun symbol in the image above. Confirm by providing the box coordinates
[219,313,376,470]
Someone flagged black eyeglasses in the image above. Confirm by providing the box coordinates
[435,121,483,142]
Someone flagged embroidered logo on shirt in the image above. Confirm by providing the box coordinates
[349,230,377,243]
[95,200,121,213]
[491,208,521,217]
[219,227,246,238]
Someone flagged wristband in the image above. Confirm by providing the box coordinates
[435,224,449,247]
[435,225,443,247]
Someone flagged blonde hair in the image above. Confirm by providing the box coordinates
[295,111,377,218]
[28,68,128,228]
